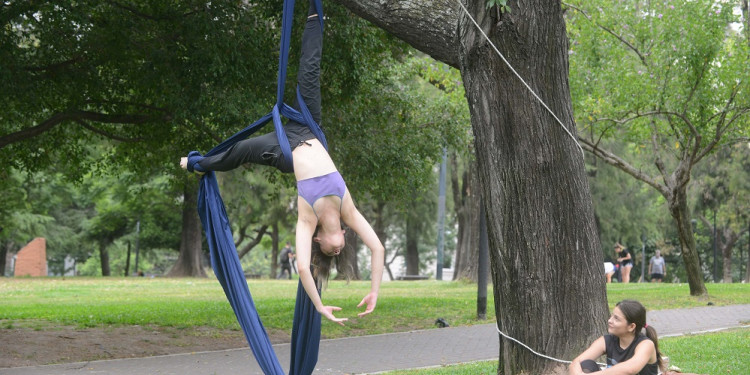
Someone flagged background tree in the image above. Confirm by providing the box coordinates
[694,144,750,282]
[568,0,750,295]
[1,1,433,277]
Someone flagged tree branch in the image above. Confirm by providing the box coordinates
[563,2,649,67]
[330,0,459,67]
[0,110,166,149]
[681,57,711,116]
[693,83,746,165]
[649,123,669,181]
[578,137,669,197]
[23,56,86,73]
[75,119,143,142]
[597,110,697,134]
[105,1,200,21]
[237,225,269,259]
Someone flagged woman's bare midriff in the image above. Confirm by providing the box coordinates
[292,138,338,181]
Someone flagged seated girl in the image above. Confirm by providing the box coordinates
[568,300,664,375]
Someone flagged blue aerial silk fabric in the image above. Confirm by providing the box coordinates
[194,0,326,374]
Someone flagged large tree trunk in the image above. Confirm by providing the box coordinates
[371,201,395,281]
[668,187,707,294]
[0,238,9,277]
[458,3,607,373]
[720,227,741,283]
[405,206,419,276]
[271,222,279,279]
[99,240,111,276]
[333,1,607,373]
[452,155,481,281]
[168,178,206,277]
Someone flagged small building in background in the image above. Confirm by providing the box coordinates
[14,237,47,277]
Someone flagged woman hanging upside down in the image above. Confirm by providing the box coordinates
[180,0,384,326]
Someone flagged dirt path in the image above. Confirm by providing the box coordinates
[0,324,289,369]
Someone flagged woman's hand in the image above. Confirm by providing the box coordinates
[319,305,348,326]
[357,292,378,317]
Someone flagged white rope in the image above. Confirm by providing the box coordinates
[455,0,585,159]
[495,326,572,364]
[495,324,607,367]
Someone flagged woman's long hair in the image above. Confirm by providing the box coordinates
[616,300,664,372]
[310,226,354,289]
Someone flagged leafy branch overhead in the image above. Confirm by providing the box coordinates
[486,0,511,13]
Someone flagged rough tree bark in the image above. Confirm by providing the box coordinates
[168,177,206,277]
[699,215,747,283]
[332,1,608,373]
[451,154,481,281]
[371,200,398,280]
[405,204,420,276]
[98,240,111,276]
[719,228,745,284]
[720,227,740,283]
[0,237,9,277]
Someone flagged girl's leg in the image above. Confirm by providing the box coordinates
[292,0,323,125]
[197,131,289,172]
[622,266,631,283]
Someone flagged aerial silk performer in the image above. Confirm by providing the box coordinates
[180,0,385,373]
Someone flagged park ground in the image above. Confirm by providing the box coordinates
[0,322,276,368]
[1,279,748,369]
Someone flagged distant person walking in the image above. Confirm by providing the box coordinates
[648,250,666,283]
[277,242,294,280]
[616,243,633,283]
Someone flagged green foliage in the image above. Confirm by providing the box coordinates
[1,0,413,189]
[329,53,471,204]
[587,140,671,254]
[0,161,182,276]
[568,0,749,151]
[486,0,511,14]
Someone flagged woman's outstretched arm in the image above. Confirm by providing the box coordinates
[340,191,384,317]
[295,199,348,326]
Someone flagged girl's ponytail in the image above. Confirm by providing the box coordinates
[644,324,664,372]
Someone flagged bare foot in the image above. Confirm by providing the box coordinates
[180,157,205,176]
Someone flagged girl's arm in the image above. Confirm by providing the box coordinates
[295,200,347,326]
[599,340,655,375]
[568,336,605,375]
[341,191,384,317]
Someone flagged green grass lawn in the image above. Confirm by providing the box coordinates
[0,278,497,338]
[383,328,750,375]
[1,278,748,372]
[0,278,747,339]
[605,283,750,310]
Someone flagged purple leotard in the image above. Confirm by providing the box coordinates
[297,171,346,216]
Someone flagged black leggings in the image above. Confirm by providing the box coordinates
[197,0,321,174]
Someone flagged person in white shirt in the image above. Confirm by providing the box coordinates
[648,250,666,283]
